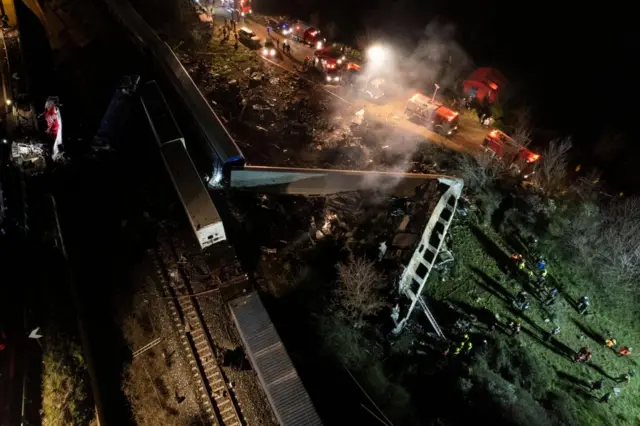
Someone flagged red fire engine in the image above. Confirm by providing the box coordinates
[238,0,251,16]
[483,129,541,176]
[404,93,459,136]
[312,46,346,82]
[291,22,324,47]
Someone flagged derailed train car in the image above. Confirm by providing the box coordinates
[102,0,245,185]
[140,80,226,249]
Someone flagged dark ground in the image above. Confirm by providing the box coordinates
[13,1,156,423]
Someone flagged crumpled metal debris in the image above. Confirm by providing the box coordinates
[11,141,47,173]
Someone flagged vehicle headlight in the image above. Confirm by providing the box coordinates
[334,76,340,81]
[262,48,268,55]
[241,12,245,16]
[337,59,343,64]
[283,29,290,35]
[326,76,331,82]
[270,49,276,56]
[316,41,323,49]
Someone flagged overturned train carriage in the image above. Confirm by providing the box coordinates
[141,80,227,249]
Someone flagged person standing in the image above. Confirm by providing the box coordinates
[547,326,561,341]
[591,378,605,391]
[618,346,632,357]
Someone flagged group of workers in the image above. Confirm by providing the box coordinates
[510,244,635,404]
[594,370,635,403]
[452,334,473,356]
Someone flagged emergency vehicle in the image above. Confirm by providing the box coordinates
[238,0,252,16]
[404,93,459,136]
[483,129,541,176]
[343,63,361,85]
[314,46,346,67]
[291,22,324,48]
[267,18,292,36]
[313,47,345,82]
[261,40,281,59]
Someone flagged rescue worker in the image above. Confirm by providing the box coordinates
[509,321,521,336]
[547,326,561,341]
[578,296,590,315]
[599,392,612,403]
[512,254,525,271]
[575,346,589,363]
[536,257,546,271]
[618,346,632,357]
[545,288,559,305]
[516,291,528,305]
[591,378,605,390]
[538,268,548,281]
[465,341,473,353]
[616,370,634,384]
[604,336,617,348]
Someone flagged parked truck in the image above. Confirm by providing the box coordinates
[290,21,325,48]
[483,129,541,177]
[405,93,459,136]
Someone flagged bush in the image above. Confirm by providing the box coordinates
[455,152,505,194]
[531,138,572,195]
[316,315,380,369]
[41,332,95,426]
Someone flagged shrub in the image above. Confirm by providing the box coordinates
[531,137,572,195]
[41,332,95,426]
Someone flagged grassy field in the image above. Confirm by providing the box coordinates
[426,214,640,425]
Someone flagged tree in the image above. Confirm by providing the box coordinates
[456,151,506,193]
[595,197,640,290]
[531,137,572,195]
[334,257,387,328]
[511,124,532,147]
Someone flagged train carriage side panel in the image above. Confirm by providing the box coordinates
[160,140,227,248]
[140,80,184,147]
[101,0,246,181]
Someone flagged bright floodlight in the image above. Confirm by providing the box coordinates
[367,45,388,63]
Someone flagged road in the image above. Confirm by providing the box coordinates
[204,7,488,156]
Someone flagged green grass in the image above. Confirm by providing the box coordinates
[429,218,640,425]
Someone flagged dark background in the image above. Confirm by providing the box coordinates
[257,0,637,190]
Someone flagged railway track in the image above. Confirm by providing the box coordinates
[150,232,244,426]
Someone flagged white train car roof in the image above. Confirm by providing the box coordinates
[160,139,227,248]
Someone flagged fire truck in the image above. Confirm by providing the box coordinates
[312,46,346,82]
[404,93,460,136]
[237,0,252,16]
[483,129,541,176]
[291,22,324,48]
